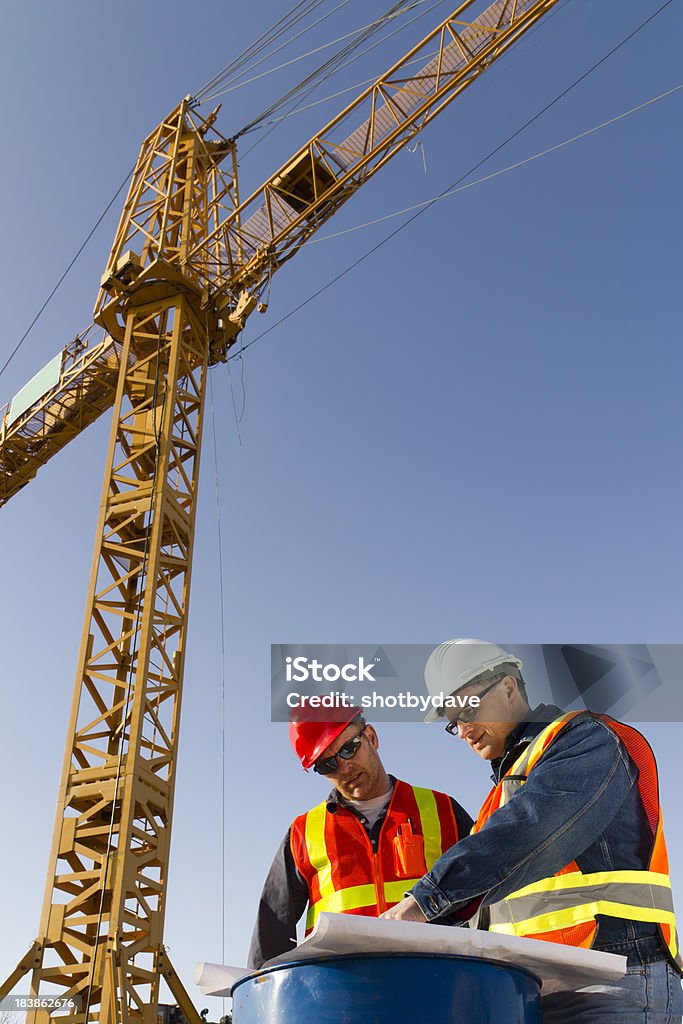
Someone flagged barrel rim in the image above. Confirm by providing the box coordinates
[233,951,542,993]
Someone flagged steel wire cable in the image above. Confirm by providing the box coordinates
[228,0,677,362]
[232,0,441,140]
[208,373,228,988]
[305,83,683,245]
[239,0,583,144]
[192,0,333,103]
[195,0,359,105]
[202,0,432,104]
[236,0,447,161]
[248,53,437,127]
[0,164,135,383]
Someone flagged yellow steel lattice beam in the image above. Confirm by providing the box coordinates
[23,103,219,1024]
[190,0,560,311]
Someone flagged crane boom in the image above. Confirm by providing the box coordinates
[190,0,558,306]
[1,0,558,508]
[0,2,564,1022]
[0,331,120,507]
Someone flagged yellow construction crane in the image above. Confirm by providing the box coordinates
[0,2,561,1023]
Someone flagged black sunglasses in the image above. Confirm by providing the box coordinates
[445,678,503,733]
[313,725,367,775]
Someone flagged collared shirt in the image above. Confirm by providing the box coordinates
[247,776,473,969]
[489,703,564,782]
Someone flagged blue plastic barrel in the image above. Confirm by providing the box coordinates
[232,953,541,1024]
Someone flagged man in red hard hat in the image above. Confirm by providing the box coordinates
[247,705,473,969]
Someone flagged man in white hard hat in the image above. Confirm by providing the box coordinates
[381,639,682,1023]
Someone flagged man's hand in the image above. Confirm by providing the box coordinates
[379,895,427,923]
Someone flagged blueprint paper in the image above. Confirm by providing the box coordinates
[196,912,626,997]
[194,961,251,996]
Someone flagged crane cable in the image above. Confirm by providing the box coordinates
[228,0,677,362]
[308,82,683,245]
[231,0,442,140]
[194,0,359,105]
[208,373,228,987]
[250,0,586,131]
[192,0,336,104]
[194,0,438,109]
[0,164,135,383]
[237,0,582,158]
[245,52,435,128]
[236,0,448,162]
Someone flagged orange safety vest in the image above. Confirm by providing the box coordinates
[290,779,461,934]
[472,711,679,966]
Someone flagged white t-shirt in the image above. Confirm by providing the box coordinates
[344,786,393,829]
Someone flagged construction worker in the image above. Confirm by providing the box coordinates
[248,705,473,969]
[381,639,682,1023]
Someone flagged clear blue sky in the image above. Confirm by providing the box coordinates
[0,0,681,1009]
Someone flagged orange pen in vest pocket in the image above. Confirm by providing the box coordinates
[393,820,427,877]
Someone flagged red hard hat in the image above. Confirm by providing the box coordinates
[289,705,363,770]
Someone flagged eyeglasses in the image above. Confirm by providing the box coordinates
[444,678,503,733]
[313,726,367,775]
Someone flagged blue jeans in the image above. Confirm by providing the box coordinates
[541,961,683,1023]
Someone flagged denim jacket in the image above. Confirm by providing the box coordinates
[410,706,676,968]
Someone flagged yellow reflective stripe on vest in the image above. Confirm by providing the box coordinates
[489,868,678,960]
[304,800,335,903]
[306,883,378,930]
[306,878,423,931]
[384,878,422,903]
[492,901,678,952]
[498,716,578,810]
[492,871,675,928]
[411,787,441,869]
[509,869,673,900]
[508,728,547,777]
[508,712,579,779]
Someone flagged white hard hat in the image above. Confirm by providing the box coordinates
[423,639,523,722]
